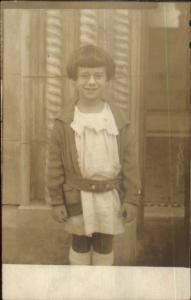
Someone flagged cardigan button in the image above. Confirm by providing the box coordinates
[91,184,96,190]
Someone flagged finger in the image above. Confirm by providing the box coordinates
[119,208,126,219]
[119,208,124,218]
[60,212,68,220]
[52,213,60,222]
[56,212,65,222]
[54,216,63,223]
[122,215,127,224]
[58,217,66,223]
[122,210,127,218]
[60,217,68,222]
[61,209,68,218]
[60,211,68,220]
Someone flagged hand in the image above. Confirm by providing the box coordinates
[52,205,68,223]
[120,203,137,223]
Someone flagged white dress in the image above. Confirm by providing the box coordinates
[64,103,125,236]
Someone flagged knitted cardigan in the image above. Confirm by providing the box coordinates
[47,100,141,217]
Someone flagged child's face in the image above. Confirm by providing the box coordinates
[75,66,108,102]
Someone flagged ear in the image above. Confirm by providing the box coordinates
[73,89,79,102]
[106,79,111,87]
[69,79,79,100]
[70,78,78,88]
[70,77,77,83]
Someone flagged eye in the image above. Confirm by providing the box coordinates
[94,73,104,79]
[79,73,89,79]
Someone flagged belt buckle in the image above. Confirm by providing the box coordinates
[88,180,114,193]
[90,183,96,191]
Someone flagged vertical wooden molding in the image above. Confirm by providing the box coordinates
[131,11,142,137]
[187,3,191,252]
[113,10,131,118]
[45,10,63,204]
[1,10,3,79]
[80,9,98,46]
[131,11,145,234]
[19,11,31,207]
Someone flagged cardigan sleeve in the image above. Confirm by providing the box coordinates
[122,126,142,206]
[47,120,65,206]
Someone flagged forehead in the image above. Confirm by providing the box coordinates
[78,66,106,74]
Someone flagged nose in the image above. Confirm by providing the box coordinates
[87,74,96,85]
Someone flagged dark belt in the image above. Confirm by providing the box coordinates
[65,173,122,193]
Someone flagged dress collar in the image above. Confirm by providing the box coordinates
[70,103,119,136]
[55,99,130,130]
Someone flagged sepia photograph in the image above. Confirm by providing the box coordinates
[2,1,191,299]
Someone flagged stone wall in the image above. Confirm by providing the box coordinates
[3,10,24,205]
[3,9,142,206]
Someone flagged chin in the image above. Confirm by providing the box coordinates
[84,93,100,101]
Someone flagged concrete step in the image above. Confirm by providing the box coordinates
[2,205,137,265]
[2,205,188,266]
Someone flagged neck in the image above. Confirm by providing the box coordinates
[77,98,104,113]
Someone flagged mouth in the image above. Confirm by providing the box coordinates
[85,89,97,92]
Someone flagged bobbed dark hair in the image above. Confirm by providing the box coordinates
[67,44,115,81]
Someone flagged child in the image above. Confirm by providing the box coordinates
[48,44,141,266]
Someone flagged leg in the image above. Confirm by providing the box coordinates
[69,234,92,265]
[92,233,114,266]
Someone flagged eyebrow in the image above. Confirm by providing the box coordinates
[79,71,105,75]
